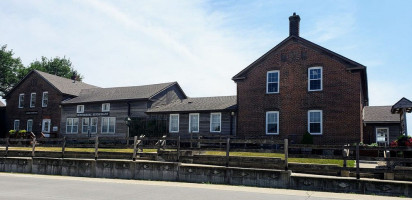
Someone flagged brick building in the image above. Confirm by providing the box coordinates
[0,101,6,137]
[232,13,368,144]
[4,70,97,137]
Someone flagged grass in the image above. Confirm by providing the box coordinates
[0,147,354,167]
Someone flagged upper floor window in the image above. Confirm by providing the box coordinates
[169,114,179,133]
[42,92,48,107]
[30,93,36,108]
[77,105,85,113]
[102,103,110,112]
[266,111,279,135]
[308,67,322,91]
[18,94,24,108]
[308,110,322,135]
[267,71,279,94]
[210,113,221,133]
[189,113,199,133]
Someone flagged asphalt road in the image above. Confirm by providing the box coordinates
[0,173,404,200]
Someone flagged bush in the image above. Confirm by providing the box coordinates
[301,131,313,144]
[9,130,16,135]
[390,135,412,147]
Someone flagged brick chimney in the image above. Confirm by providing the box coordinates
[289,12,300,37]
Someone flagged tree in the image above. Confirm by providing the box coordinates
[18,56,83,81]
[0,45,24,97]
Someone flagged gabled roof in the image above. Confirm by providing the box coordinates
[232,35,369,103]
[364,106,400,123]
[147,96,237,113]
[62,82,186,104]
[391,97,412,114]
[5,70,98,97]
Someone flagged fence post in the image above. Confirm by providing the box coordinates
[177,136,181,162]
[133,136,138,161]
[5,138,9,157]
[356,143,360,179]
[31,137,36,157]
[94,136,99,160]
[284,139,288,171]
[61,137,66,158]
[226,137,230,167]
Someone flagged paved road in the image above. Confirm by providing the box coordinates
[0,173,404,200]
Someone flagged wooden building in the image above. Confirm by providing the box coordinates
[4,70,97,137]
[146,96,237,136]
[60,82,186,137]
[363,106,400,145]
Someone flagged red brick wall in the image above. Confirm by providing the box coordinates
[5,72,64,136]
[236,39,364,144]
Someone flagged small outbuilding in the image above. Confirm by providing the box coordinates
[363,106,401,145]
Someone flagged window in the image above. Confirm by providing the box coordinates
[189,113,199,133]
[18,94,24,108]
[82,118,90,133]
[308,67,322,91]
[266,111,279,135]
[14,120,20,131]
[66,118,79,134]
[102,103,110,112]
[90,117,98,133]
[210,113,221,132]
[376,128,389,144]
[267,71,279,94]
[30,93,36,108]
[308,110,322,135]
[42,119,51,133]
[102,117,116,134]
[27,120,33,132]
[42,92,48,107]
[169,114,179,133]
[77,105,85,113]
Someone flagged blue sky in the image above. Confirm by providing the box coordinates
[1,0,411,132]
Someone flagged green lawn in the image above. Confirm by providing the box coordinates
[0,147,353,167]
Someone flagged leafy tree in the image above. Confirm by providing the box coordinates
[0,45,24,97]
[18,56,83,81]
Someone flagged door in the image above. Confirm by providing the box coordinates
[42,119,51,133]
[376,127,389,145]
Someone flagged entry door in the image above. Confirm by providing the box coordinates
[376,128,389,144]
[42,119,51,133]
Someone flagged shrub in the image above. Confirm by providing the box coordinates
[301,131,313,144]
[9,130,16,135]
[390,135,412,147]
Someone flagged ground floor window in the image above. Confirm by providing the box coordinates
[210,113,221,133]
[27,120,33,132]
[82,118,90,133]
[66,118,79,134]
[14,120,20,131]
[42,119,51,133]
[266,111,279,135]
[102,117,116,134]
[91,117,98,133]
[376,128,389,144]
[189,113,199,133]
[169,114,179,133]
[308,110,322,135]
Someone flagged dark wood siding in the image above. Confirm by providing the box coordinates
[363,123,400,144]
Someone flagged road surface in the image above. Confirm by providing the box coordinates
[0,173,404,200]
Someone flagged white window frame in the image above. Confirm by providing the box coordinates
[169,114,179,133]
[266,70,280,94]
[42,92,48,107]
[308,110,323,135]
[77,105,85,113]
[266,111,279,135]
[376,127,389,144]
[189,113,200,133]
[30,93,36,108]
[27,119,33,132]
[210,112,222,133]
[90,117,98,134]
[66,118,79,134]
[82,118,90,134]
[102,103,110,112]
[14,120,20,131]
[42,119,51,133]
[308,67,323,91]
[18,94,24,108]
[101,117,116,134]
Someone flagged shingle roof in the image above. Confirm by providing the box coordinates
[0,101,5,107]
[147,96,237,113]
[62,82,179,104]
[35,70,98,96]
[363,106,400,123]
[391,97,412,114]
